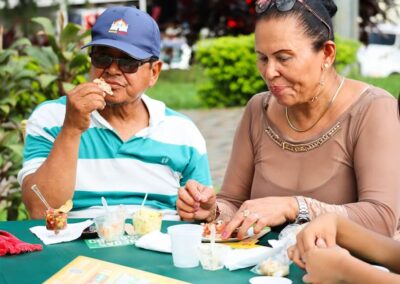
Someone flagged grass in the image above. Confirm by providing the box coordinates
[147,65,400,109]
[349,73,400,97]
[146,65,207,109]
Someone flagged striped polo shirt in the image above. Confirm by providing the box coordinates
[18,94,212,217]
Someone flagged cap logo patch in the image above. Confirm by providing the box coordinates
[109,19,128,35]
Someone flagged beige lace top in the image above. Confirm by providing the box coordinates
[217,87,400,237]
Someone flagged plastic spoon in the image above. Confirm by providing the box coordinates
[31,184,52,210]
[101,197,109,214]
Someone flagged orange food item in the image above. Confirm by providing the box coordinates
[45,209,67,234]
[201,220,237,239]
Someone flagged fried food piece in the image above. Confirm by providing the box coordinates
[93,78,113,96]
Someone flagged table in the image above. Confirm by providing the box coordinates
[0,220,305,284]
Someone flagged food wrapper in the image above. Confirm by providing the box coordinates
[251,224,304,277]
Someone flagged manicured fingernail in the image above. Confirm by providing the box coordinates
[194,193,201,201]
[221,231,228,239]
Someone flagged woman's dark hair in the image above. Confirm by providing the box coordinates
[256,0,338,51]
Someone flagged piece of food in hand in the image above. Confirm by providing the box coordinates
[259,258,289,277]
[133,207,162,236]
[201,220,238,239]
[45,209,68,234]
[93,78,113,96]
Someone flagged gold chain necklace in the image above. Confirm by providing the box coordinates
[285,76,345,133]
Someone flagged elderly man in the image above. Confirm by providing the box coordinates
[19,6,212,219]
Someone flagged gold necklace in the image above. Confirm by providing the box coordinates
[285,76,345,133]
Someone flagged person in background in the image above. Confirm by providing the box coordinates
[177,0,400,240]
[288,213,400,283]
[19,6,212,219]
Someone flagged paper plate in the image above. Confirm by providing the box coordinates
[249,276,292,284]
[202,227,270,243]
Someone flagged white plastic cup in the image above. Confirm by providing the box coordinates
[167,224,203,268]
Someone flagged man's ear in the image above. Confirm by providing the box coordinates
[149,60,162,87]
[322,40,336,67]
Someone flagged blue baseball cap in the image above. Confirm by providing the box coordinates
[82,6,160,59]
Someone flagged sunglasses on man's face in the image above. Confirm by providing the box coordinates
[90,53,154,73]
[256,0,332,38]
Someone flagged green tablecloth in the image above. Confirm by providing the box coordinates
[0,220,305,284]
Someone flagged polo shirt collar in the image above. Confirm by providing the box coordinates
[91,94,166,129]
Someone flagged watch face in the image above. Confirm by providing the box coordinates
[296,217,309,225]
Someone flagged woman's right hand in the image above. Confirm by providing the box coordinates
[177,180,216,221]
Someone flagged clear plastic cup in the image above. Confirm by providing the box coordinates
[167,224,203,268]
[94,212,125,242]
[198,243,230,270]
[133,207,162,236]
[45,209,67,235]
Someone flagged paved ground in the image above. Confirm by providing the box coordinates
[181,108,245,187]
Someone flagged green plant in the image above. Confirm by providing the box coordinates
[0,16,90,220]
[335,34,361,74]
[195,34,265,108]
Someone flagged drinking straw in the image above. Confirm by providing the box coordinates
[141,192,149,208]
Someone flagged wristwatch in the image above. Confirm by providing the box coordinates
[294,196,310,224]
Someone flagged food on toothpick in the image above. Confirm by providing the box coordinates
[133,207,162,236]
[93,78,113,96]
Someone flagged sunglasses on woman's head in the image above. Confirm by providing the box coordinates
[90,53,156,73]
[256,0,332,38]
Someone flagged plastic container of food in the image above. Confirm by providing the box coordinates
[45,209,68,234]
[133,207,162,236]
[198,243,230,271]
[94,212,125,242]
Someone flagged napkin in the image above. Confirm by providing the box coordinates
[0,230,42,256]
[30,220,93,245]
[135,231,172,253]
[224,246,281,271]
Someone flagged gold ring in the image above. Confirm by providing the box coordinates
[242,209,251,218]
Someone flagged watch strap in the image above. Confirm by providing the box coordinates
[294,196,310,224]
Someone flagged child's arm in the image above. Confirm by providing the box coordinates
[336,214,400,273]
[302,245,400,284]
[290,213,400,273]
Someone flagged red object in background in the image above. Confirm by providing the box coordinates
[152,6,162,22]
[84,12,100,30]
[227,19,238,28]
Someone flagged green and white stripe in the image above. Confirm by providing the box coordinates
[18,95,212,216]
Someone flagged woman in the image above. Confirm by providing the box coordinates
[288,213,400,283]
[177,0,400,240]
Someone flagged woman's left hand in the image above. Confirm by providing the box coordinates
[221,196,298,240]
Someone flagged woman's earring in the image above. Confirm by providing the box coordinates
[324,63,329,69]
